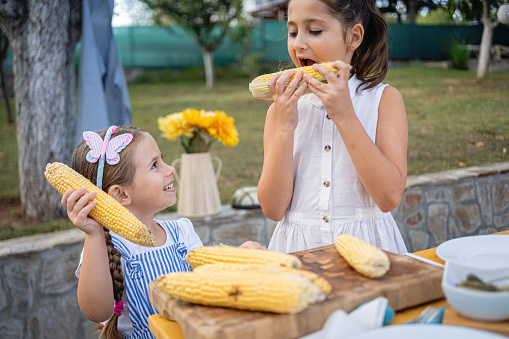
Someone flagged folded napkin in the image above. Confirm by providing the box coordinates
[300,297,392,339]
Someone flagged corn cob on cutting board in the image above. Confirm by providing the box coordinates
[149,244,444,339]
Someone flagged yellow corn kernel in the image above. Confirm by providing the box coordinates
[44,162,156,247]
[248,62,350,100]
[194,263,331,295]
[155,269,324,313]
[334,234,390,278]
[185,245,302,269]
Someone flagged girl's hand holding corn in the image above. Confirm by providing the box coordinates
[268,69,307,133]
[249,62,343,101]
[303,60,354,123]
[61,187,102,236]
[46,161,156,247]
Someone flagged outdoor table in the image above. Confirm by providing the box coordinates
[147,230,509,339]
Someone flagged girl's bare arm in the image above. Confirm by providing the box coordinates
[257,104,295,221]
[62,188,115,322]
[258,71,307,221]
[77,232,115,322]
[334,86,408,212]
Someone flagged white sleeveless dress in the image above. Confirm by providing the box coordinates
[268,75,408,254]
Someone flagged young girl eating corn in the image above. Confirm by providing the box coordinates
[257,0,408,254]
[63,125,263,339]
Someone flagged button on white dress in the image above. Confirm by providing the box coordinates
[268,75,408,254]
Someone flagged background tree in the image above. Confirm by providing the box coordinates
[226,12,259,79]
[444,0,505,80]
[377,0,440,23]
[141,0,246,88]
[0,0,81,221]
[415,7,459,24]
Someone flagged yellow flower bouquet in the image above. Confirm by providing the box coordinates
[158,108,239,153]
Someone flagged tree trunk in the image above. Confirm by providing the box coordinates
[408,0,417,23]
[203,49,215,89]
[0,0,81,221]
[476,1,498,80]
[397,13,402,24]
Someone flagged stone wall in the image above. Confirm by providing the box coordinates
[0,231,97,339]
[393,162,509,252]
[0,162,507,338]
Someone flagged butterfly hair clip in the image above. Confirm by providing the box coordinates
[83,125,133,189]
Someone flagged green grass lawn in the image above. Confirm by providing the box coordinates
[385,66,509,175]
[0,64,508,239]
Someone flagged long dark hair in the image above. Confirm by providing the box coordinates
[71,126,146,339]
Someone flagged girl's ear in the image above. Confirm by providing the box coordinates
[347,23,364,51]
[107,185,132,206]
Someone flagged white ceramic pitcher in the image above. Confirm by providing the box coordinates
[171,152,222,218]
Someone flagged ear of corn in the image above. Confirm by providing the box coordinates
[45,162,156,247]
[194,263,331,295]
[334,234,390,278]
[185,245,302,269]
[249,62,351,100]
[155,269,324,313]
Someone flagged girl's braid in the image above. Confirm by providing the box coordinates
[105,228,124,302]
[97,228,124,339]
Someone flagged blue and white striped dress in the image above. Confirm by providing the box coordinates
[76,218,203,338]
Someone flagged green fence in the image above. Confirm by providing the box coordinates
[111,20,292,68]
[387,24,509,60]
[4,21,509,70]
[112,21,509,68]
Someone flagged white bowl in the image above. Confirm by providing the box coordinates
[442,260,509,322]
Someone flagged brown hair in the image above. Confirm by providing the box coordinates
[292,0,388,91]
[71,126,146,339]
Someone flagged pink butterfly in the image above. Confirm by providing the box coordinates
[83,131,133,165]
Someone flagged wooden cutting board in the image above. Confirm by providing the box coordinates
[149,244,444,339]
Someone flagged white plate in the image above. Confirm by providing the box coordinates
[350,324,506,339]
[436,235,509,267]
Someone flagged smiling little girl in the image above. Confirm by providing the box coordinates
[64,125,262,339]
